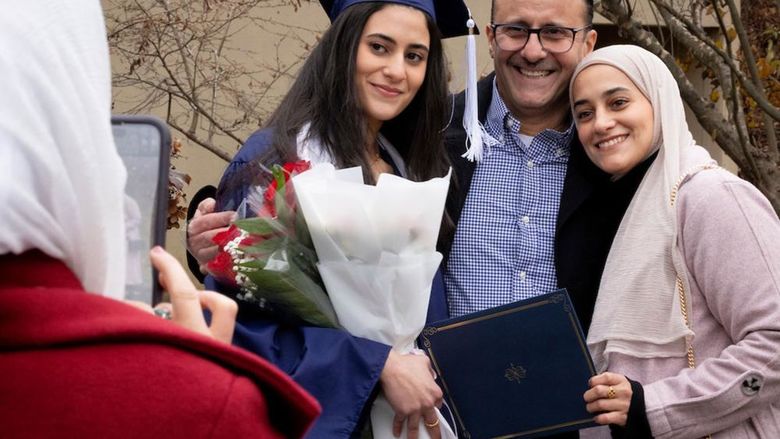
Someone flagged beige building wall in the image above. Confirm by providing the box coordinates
[107,0,736,282]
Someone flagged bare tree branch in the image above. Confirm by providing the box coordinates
[596,0,780,212]
[723,0,779,159]
[703,0,759,182]
[167,118,233,161]
[650,0,780,121]
[106,0,318,162]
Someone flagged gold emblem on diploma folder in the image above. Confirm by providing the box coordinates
[504,363,527,383]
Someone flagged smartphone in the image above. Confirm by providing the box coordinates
[111,115,171,305]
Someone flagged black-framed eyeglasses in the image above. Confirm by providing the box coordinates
[490,24,592,54]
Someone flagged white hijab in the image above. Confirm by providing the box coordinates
[570,45,716,371]
[0,0,128,299]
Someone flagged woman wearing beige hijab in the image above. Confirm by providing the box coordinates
[570,45,780,438]
[0,1,319,437]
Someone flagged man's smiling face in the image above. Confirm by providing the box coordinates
[488,0,596,123]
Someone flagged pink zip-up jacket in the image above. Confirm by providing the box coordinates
[587,168,780,438]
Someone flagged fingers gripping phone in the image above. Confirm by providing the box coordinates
[111,115,171,305]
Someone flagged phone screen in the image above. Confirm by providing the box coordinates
[111,116,170,305]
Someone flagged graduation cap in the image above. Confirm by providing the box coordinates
[319,0,476,38]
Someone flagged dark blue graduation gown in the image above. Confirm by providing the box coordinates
[207,128,449,438]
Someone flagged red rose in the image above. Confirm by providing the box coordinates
[206,250,238,286]
[212,224,241,248]
[240,233,261,247]
[262,160,310,217]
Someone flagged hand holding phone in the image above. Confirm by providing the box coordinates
[149,246,238,343]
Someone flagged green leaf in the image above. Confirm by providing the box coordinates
[234,217,286,236]
[241,236,286,256]
[272,163,286,189]
[241,264,339,328]
[236,259,271,270]
[275,185,293,227]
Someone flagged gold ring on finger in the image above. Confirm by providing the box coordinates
[424,418,440,428]
[607,386,616,399]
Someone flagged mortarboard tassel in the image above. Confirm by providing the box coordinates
[461,12,494,162]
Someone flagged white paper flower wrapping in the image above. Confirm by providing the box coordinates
[292,164,455,439]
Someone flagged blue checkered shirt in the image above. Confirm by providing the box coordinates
[445,80,574,317]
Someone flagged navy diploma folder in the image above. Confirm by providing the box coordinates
[421,290,597,438]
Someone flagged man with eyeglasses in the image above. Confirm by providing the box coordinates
[444,0,606,346]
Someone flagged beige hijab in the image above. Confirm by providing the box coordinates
[0,0,127,298]
[570,45,717,372]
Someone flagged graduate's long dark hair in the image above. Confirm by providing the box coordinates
[266,2,449,181]
[260,1,454,239]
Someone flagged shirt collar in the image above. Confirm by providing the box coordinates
[485,78,576,150]
[485,79,519,141]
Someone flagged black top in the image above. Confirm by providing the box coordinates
[555,151,656,332]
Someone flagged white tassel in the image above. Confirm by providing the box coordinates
[461,14,493,162]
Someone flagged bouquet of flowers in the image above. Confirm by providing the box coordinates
[207,160,339,328]
[209,161,454,439]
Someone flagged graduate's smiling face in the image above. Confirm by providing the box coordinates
[354,5,430,134]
